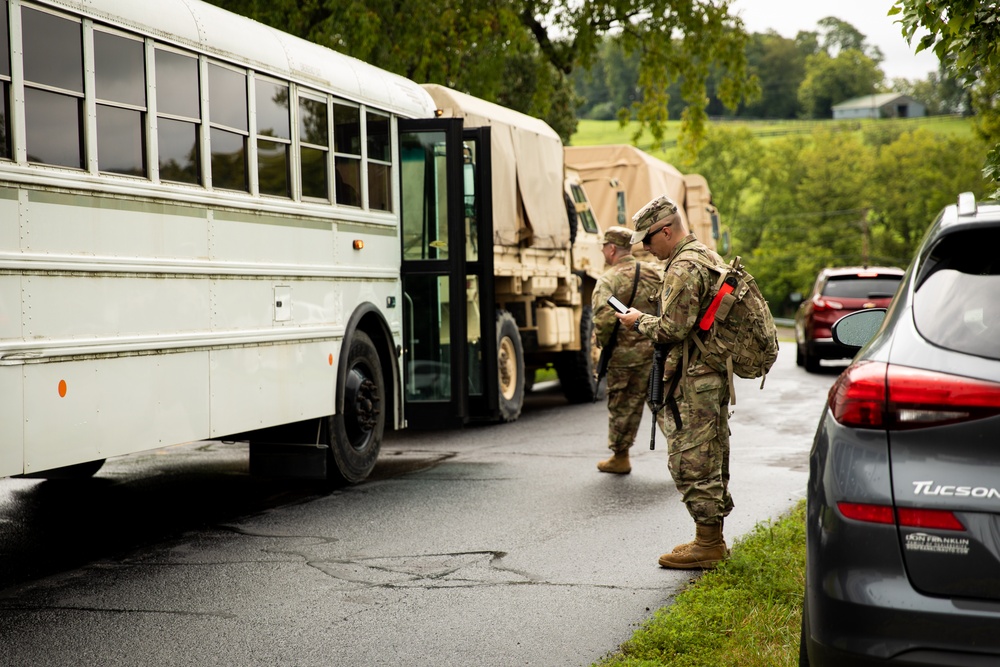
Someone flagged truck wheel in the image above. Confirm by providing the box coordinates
[555,305,604,403]
[328,330,384,484]
[496,310,525,422]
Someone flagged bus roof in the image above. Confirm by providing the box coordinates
[44,0,437,118]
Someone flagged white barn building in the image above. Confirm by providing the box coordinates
[832,93,927,120]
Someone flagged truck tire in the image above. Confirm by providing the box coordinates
[496,310,525,422]
[555,305,605,403]
[328,330,384,484]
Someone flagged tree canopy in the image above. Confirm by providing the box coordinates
[797,49,883,118]
[575,15,908,122]
[892,0,1000,193]
[687,124,988,314]
[207,0,758,150]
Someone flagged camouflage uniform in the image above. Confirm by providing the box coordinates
[630,199,734,527]
[592,227,661,453]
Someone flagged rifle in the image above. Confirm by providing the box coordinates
[594,262,643,401]
[648,343,668,450]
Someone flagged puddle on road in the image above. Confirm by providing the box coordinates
[769,452,808,472]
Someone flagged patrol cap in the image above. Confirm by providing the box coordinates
[630,195,679,245]
[601,225,633,247]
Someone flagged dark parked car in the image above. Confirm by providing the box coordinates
[800,192,1000,666]
[795,266,904,372]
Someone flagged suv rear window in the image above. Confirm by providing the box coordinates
[822,275,901,299]
[914,228,1000,361]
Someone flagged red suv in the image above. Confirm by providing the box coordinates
[795,266,904,372]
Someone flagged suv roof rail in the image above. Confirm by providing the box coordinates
[957,191,977,216]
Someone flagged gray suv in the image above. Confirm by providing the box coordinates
[800,192,1000,666]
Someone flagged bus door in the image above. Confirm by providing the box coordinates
[398,120,496,427]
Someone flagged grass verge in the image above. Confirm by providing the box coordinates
[595,499,806,667]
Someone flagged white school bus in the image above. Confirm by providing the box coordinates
[0,0,606,484]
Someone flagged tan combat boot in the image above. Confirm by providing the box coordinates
[597,450,631,474]
[670,518,723,555]
[657,523,728,569]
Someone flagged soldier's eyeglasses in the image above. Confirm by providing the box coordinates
[642,223,670,245]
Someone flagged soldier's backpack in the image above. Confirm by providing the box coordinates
[680,253,779,404]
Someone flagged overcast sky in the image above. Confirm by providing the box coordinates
[730,0,940,81]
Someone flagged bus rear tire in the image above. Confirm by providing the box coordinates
[327,331,384,484]
[496,310,525,422]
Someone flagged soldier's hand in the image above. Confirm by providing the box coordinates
[616,308,641,329]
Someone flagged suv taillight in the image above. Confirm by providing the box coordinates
[813,296,843,311]
[838,502,965,530]
[829,361,1000,429]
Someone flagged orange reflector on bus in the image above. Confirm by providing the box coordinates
[58,380,67,397]
[353,240,364,250]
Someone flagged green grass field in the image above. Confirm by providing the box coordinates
[594,500,807,667]
[569,115,975,165]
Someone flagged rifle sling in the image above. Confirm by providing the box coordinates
[597,262,643,379]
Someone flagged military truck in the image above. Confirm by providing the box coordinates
[408,84,607,423]
[564,144,726,254]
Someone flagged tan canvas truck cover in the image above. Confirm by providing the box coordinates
[683,173,716,250]
[564,144,716,249]
[422,84,568,250]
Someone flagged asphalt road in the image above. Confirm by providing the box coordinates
[0,341,840,666]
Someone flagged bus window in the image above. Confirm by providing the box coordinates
[0,1,9,160]
[95,30,146,176]
[155,48,200,184]
[298,93,329,200]
[367,111,391,211]
[255,78,290,197]
[333,102,361,207]
[22,7,84,169]
[208,63,248,192]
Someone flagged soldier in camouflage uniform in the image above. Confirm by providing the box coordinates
[591,226,661,474]
[616,195,733,570]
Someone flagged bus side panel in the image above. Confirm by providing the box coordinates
[210,278,344,330]
[24,275,208,340]
[0,368,24,477]
[208,341,337,438]
[24,190,208,261]
[212,211,331,266]
[333,221,399,273]
[22,353,210,474]
[0,188,17,251]
[0,274,19,342]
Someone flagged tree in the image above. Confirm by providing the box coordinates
[892,0,1000,194]
[738,31,806,118]
[685,127,764,229]
[518,0,759,153]
[870,129,989,264]
[798,49,884,118]
[208,0,577,138]
[207,0,758,153]
[817,16,884,64]
[892,67,969,116]
[572,37,641,120]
